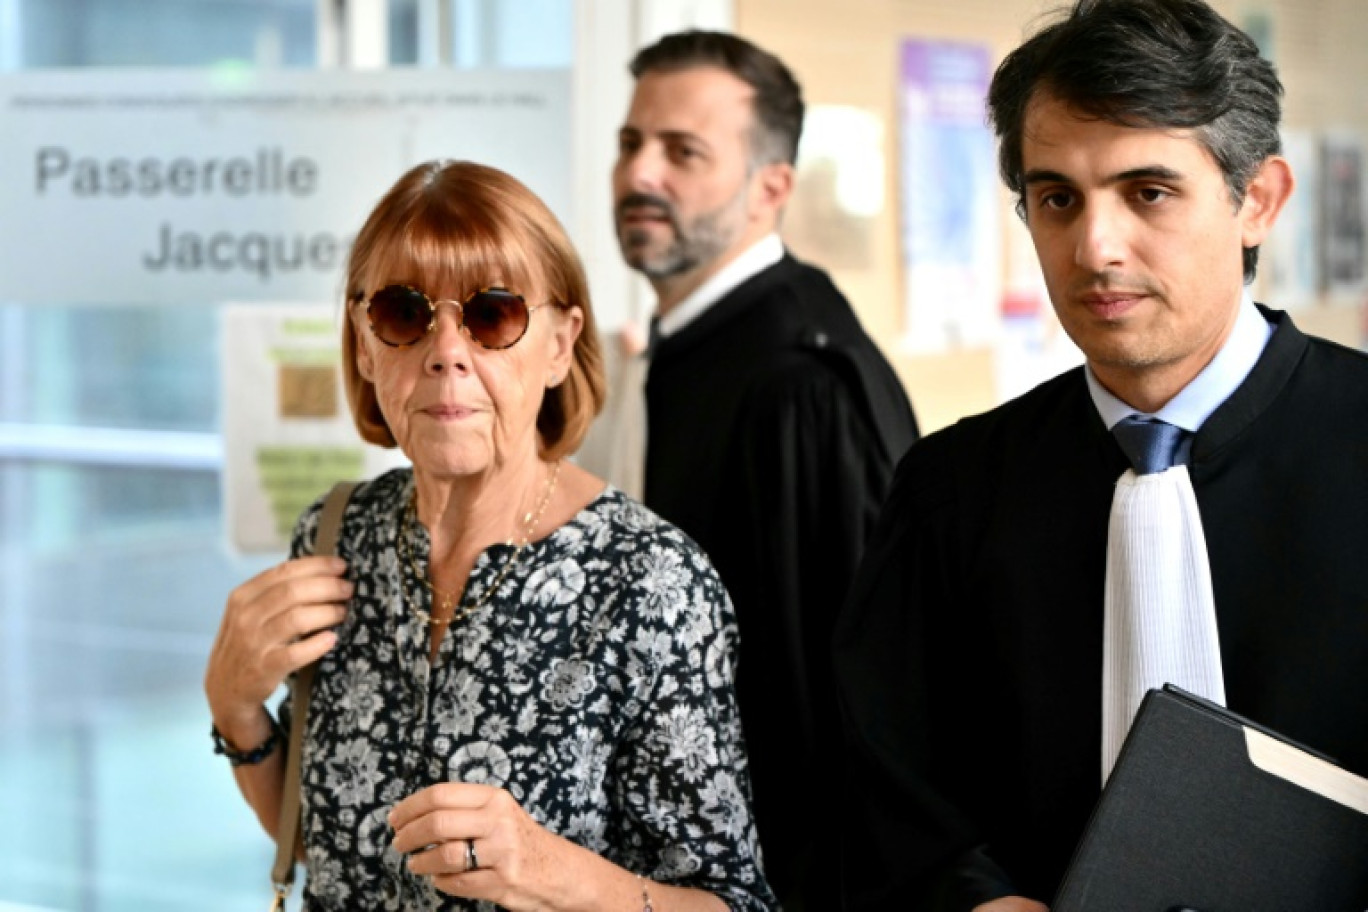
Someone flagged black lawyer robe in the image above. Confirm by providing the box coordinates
[645,253,920,909]
[834,307,1368,910]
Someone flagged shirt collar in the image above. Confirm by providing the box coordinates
[1087,290,1272,433]
[656,233,785,338]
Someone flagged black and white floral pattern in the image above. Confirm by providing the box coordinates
[283,469,775,911]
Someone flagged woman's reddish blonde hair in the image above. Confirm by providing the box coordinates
[341,160,606,460]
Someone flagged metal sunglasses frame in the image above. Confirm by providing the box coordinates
[362,284,555,351]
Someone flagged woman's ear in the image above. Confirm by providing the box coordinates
[353,312,376,383]
[546,306,584,387]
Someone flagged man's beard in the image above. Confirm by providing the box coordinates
[614,191,745,280]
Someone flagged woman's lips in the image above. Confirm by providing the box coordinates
[421,404,478,420]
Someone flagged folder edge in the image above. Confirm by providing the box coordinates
[1244,726,1368,815]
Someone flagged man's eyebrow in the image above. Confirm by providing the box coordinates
[1112,165,1186,182]
[1023,169,1072,185]
[1023,165,1187,185]
[656,128,707,146]
[619,124,706,143]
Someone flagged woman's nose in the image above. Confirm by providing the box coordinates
[423,302,471,375]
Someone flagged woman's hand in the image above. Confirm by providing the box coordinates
[204,555,352,744]
[390,783,584,910]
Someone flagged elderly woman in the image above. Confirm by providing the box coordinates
[205,160,774,911]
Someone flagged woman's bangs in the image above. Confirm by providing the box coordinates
[371,204,540,301]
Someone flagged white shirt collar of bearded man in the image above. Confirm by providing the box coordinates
[656,233,785,339]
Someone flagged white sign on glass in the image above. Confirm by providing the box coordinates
[0,68,569,551]
[0,68,570,304]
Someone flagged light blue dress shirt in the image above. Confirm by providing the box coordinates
[1086,292,1273,465]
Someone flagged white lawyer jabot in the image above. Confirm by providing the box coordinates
[1102,463,1225,782]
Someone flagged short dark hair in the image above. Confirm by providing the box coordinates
[343,160,606,460]
[630,29,805,168]
[987,0,1284,281]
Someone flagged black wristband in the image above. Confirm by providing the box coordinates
[211,716,282,766]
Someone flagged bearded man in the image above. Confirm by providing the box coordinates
[612,29,920,911]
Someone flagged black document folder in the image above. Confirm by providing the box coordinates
[1054,685,1368,911]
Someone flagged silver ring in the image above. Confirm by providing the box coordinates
[464,838,479,872]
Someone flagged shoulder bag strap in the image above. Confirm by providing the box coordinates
[270,480,358,910]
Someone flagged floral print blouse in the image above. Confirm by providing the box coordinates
[281,469,775,911]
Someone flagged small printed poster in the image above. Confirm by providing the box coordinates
[994,214,1083,402]
[221,303,407,552]
[898,38,1000,352]
[1321,132,1368,303]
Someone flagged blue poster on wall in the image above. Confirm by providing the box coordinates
[899,38,1000,352]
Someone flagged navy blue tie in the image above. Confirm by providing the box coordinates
[1113,416,1185,475]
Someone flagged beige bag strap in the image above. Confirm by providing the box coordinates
[270,481,357,911]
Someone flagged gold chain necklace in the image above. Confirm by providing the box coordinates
[397,460,561,628]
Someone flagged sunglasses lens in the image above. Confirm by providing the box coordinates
[368,286,431,346]
[463,290,530,349]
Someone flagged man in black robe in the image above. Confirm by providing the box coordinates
[612,30,919,910]
[835,1,1368,909]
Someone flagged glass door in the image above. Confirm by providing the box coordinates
[0,1,571,908]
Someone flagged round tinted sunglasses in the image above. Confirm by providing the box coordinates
[362,284,554,350]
